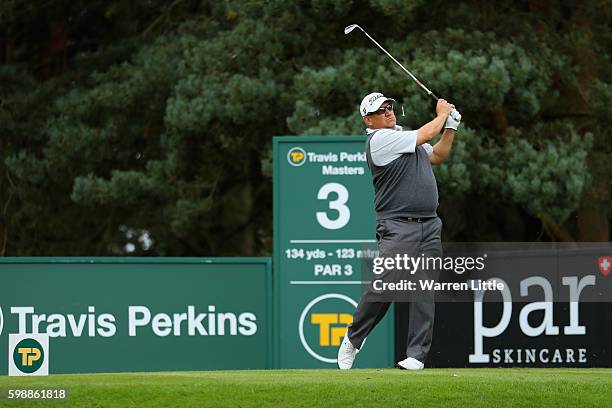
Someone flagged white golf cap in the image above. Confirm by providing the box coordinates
[359,92,396,117]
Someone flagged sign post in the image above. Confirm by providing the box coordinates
[273,136,394,368]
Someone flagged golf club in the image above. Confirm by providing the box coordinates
[344,24,461,122]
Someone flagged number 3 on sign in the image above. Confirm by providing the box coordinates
[316,183,350,230]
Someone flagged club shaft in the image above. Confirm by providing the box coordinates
[356,27,434,97]
[349,24,461,122]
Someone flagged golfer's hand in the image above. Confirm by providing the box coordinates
[436,99,454,117]
[445,109,461,130]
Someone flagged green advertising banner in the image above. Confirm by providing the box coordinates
[0,258,272,374]
[273,136,394,368]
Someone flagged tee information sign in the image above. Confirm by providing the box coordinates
[273,136,394,368]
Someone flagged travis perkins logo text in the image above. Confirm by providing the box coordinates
[6,305,257,338]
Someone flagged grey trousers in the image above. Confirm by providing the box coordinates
[347,217,442,363]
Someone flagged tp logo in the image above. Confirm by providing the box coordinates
[298,293,357,363]
[311,313,352,347]
[8,334,49,376]
[287,147,306,167]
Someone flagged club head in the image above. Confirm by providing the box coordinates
[344,24,359,35]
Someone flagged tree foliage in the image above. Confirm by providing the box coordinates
[1,0,610,255]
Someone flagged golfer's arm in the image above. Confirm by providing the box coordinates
[417,114,447,145]
[430,129,455,164]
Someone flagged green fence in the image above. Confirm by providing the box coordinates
[0,258,272,374]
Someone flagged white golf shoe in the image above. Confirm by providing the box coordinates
[337,334,359,369]
[396,357,424,370]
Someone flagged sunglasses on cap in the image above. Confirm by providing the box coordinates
[367,104,394,116]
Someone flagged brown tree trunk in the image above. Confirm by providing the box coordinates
[577,201,610,241]
[570,7,611,241]
[2,37,14,64]
[44,21,68,77]
[238,180,255,256]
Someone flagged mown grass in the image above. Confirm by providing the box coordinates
[1,368,611,407]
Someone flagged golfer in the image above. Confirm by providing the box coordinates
[338,92,460,370]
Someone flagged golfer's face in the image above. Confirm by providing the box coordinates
[366,102,396,129]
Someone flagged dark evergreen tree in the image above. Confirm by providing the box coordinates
[1,1,610,255]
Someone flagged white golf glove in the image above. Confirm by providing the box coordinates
[445,109,462,130]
